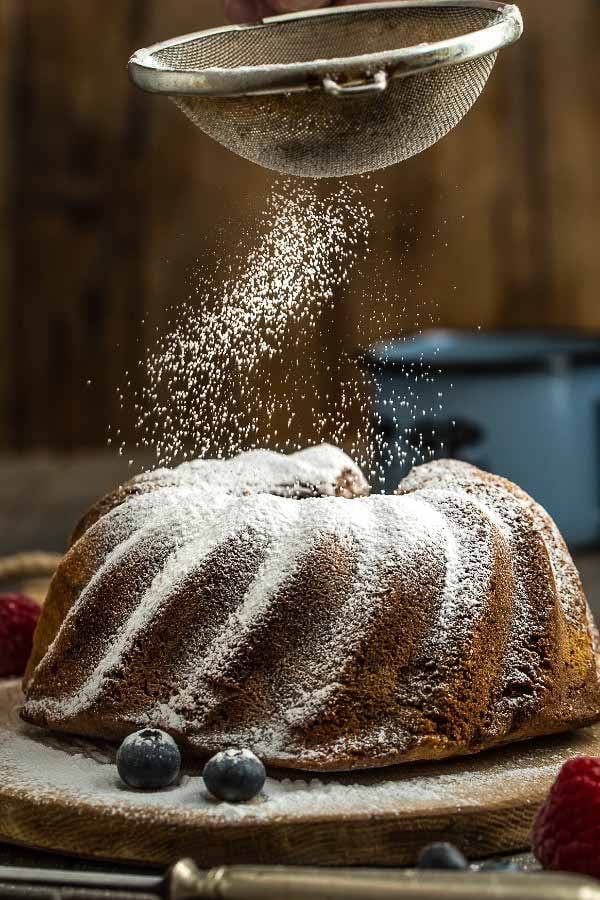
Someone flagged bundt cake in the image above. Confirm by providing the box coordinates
[22,444,600,771]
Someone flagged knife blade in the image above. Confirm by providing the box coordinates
[0,865,163,894]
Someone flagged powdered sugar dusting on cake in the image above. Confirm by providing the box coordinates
[35,486,231,677]
[28,492,249,719]
[136,444,370,499]
[419,490,495,649]
[22,449,600,770]
[400,459,600,725]
[269,493,454,739]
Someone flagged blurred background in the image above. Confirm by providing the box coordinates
[1,1,599,598]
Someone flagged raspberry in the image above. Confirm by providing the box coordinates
[0,594,41,678]
[533,756,600,877]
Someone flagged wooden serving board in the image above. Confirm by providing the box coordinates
[1,680,598,868]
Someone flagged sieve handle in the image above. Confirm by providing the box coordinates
[322,70,388,97]
[166,860,600,900]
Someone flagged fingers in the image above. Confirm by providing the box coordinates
[223,0,252,22]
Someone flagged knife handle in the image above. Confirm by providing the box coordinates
[167,859,600,900]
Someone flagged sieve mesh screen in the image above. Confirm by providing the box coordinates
[174,54,496,178]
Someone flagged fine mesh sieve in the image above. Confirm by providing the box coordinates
[129,1,523,179]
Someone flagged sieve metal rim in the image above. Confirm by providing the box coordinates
[128,0,523,99]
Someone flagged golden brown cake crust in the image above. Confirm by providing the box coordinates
[22,447,600,772]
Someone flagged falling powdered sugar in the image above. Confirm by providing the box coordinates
[123,182,373,467]
[116,179,447,485]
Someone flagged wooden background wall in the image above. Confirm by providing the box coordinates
[0,0,599,455]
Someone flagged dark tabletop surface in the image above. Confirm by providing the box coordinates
[0,842,540,899]
[0,843,158,900]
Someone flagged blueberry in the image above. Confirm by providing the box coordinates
[416,842,468,870]
[117,728,181,790]
[203,748,266,802]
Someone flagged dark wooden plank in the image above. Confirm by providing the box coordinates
[8,1,152,450]
[0,0,21,449]
[535,0,600,329]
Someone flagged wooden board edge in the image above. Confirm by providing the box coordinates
[0,781,535,867]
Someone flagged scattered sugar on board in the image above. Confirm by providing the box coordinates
[0,716,585,825]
